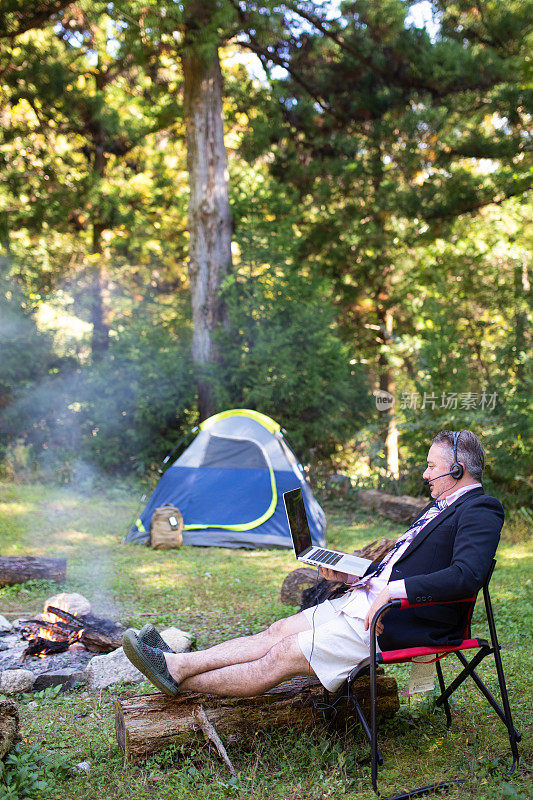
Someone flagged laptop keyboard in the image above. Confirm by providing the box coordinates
[308,548,343,565]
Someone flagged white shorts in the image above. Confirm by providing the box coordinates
[297,596,379,692]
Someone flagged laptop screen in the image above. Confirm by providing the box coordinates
[283,488,312,556]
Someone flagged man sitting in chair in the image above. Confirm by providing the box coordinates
[122,429,504,697]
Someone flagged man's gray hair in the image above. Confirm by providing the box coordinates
[432,430,485,482]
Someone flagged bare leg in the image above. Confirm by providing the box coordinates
[164,611,310,683]
[176,634,314,696]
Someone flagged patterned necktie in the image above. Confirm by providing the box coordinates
[354,498,447,587]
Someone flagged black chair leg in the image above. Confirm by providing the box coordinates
[322,689,335,724]
[455,652,521,743]
[347,694,383,766]
[492,652,521,774]
[368,602,469,799]
[482,585,521,774]
[435,661,452,729]
[369,631,464,799]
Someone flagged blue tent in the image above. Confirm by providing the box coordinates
[125,409,326,549]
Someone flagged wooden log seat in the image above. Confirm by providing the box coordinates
[115,672,399,763]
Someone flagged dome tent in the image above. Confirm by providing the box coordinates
[125,409,326,549]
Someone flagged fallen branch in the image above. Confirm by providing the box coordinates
[194,705,236,774]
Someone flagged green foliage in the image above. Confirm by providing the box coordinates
[24,684,63,702]
[0,308,197,476]
[386,196,533,502]
[241,0,532,492]
[0,0,531,501]
[0,580,63,610]
[0,743,71,800]
[212,270,372,459]
[77,316,197,473]
[0,259,57,412]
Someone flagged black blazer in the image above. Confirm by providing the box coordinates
[375,487,504,651]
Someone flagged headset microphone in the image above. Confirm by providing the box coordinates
[423,471,454,485]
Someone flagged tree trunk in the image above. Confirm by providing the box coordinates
[181,39,233,420]
[0,210,10,255]
[378,308,399,479]
[88,129,109,361]
[0,700,20,760]
[514,259,531,385]
[0,556,66,586]
[115,674,399,762]
[369,134,399,480]
[382,371,399,479]
[89,220,109,361]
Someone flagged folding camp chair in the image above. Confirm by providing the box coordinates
[325,560,520,799]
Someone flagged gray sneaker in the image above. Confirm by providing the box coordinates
[138,623,175,653]
[122,629,179,697]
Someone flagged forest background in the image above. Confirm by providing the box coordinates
[0,0,531,508]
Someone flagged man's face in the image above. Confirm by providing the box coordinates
[422,443,456,499]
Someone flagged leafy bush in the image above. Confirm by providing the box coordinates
[0,743,71,799]
[0,306,197,477]
[210,270,373,460]
[0,260,58,457]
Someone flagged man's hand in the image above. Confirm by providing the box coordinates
[318,565,350,583]
[364,586,391,637]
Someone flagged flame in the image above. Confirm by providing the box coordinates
[28,610,65,643]
[27,605,84,656]
[68,629,85,649]
[38,627,57,641]
[34,627,85,657]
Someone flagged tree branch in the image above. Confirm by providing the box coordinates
[424,178,533,221]
[284,1,504,98]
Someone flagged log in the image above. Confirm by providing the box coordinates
[45,606,122,652]
[357,490,427,524]
[115,673,399,762]
[0,557,66,587]
[80,628,122,653]
[280,567,318,605]
[0,699,20,760]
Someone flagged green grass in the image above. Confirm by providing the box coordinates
[0,481,531,800]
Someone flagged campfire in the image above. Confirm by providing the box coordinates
[19,594,123,660]
[21,605,87,658]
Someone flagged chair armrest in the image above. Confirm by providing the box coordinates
[368,596,476,643]
[369,599,402,639]
[397,596,476,610]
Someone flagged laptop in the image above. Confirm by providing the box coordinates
[283,488,372,577]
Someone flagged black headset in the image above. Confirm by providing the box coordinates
[449,431,464,480]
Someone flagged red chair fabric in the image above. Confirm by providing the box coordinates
[381,638,482,664]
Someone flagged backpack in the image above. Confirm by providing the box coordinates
[150,504,183,549]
